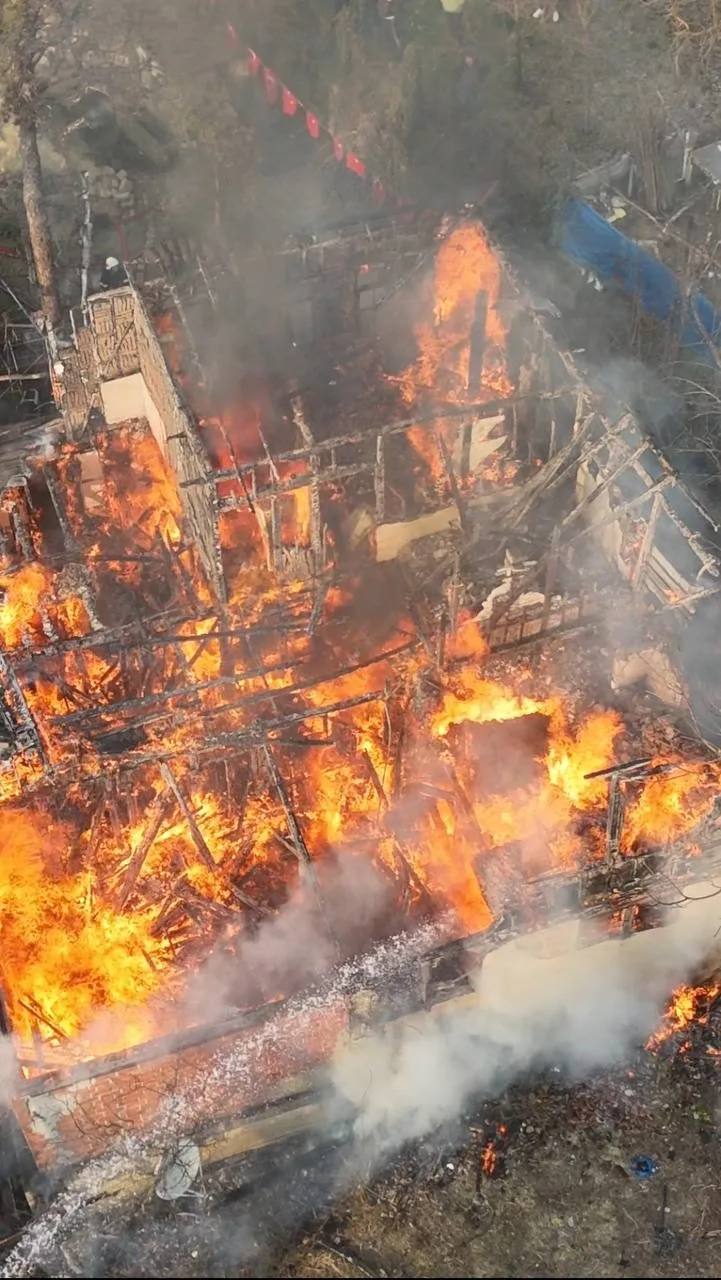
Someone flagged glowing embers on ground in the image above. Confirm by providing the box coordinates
[647,980,721,1053]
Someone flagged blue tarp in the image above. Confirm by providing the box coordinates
[558,198,721,365]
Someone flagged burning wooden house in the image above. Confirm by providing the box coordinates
[1,210,721,1207]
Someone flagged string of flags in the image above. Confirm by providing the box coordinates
[248,43,388,200]
[213,7,390,206]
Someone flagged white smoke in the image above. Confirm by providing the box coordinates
[183,848,399,1026]
[332,881,721,1156]
[4,879,720,1277]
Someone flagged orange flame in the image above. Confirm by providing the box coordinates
[0,255,717,1070]
[394,222,514,484]
[647,981,721,1051]
[624,761,720,851]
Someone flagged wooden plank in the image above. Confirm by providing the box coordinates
[97,1100,328,1202]
[118,789,173,908]
[159,763,216,870]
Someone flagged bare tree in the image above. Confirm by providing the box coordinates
[0,0,61,330]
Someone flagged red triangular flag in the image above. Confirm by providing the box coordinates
[372,177,387,204]
[346,151,366,177]
[246,48,262,75]
[332,137,344,162]
[282,86,299,116]
[263,68,279,105]
[306,111,320,139]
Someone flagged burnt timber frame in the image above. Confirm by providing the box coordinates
[2,206,720,1081]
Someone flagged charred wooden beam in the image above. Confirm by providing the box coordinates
[9,503,33,561]
[361,748,389,811]
[17,995,67,1042]
[307,576,331,636]
[8,612,311,672]
[540,524,561,632]
[459,421,473,482]
[605,774,625,864]
[467,290,488,398]
[436,743,487,846]
[389,694,409,800]
[0,651,45,763]
[388,836,436,915]
[436,431,467,532]
[290,391,323,573]
[218,461,374,505]
[560,441,648,535]
[374,433,386,524]
[118,787,173,909]
[13,692,388,798]
[51,655,300,726]
[43,464,78,551]
[186,392,574,490]
[632,488,660,588]
[159,762,216,870]
[262,743,312,868]
[78,777,112,869]
[53,640,415,730]
[567,476,671,550]
[269,496,283,575]
[0,988,12,1037]
[505,400,599,531]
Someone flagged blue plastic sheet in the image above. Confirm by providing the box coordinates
[558,198,721,366]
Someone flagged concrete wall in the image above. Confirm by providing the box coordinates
[100,372,167,453]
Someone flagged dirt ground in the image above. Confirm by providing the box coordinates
[73,1029,721,1279]
[273,1037,721,1280]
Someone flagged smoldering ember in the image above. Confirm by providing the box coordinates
[6,1,721,1277]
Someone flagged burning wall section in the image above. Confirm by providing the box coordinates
[4,219,721,1183]
[55,287,224,602]
[13,998,347,1170]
